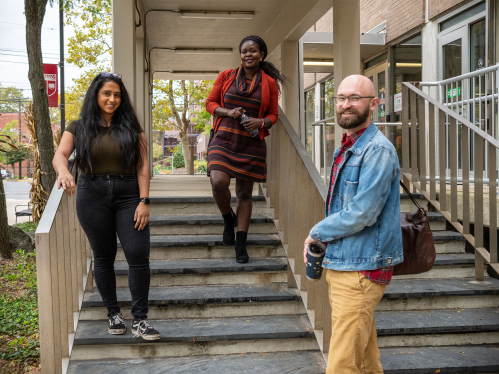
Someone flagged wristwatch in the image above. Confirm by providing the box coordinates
[139,197,150,204]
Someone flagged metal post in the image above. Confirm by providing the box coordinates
[59,0,65,133]
[18,100,22,179]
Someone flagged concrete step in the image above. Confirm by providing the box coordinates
[74,315,314,345]
[109,258,288,287]
[149,214,277,235]
[400,193,429,212]
[396,253,476,279]
[376,308,499,347]
[433,230,466,254]
[149,196,268,215]
[116,234,284,261]
[380,345,499,373]
[67,351,327,374]
[377,277,499,311]
[82,283,299,309]
[71,315,319,360]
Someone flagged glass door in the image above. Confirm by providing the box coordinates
[364,63,387,134]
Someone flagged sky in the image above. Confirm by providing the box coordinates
[0,0,96,100]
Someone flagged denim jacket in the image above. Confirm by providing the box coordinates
[309,122,403,271]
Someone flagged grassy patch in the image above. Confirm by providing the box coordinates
[0,250,39,372]
[12,222,38,234]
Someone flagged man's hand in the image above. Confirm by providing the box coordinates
[303,235,320,263]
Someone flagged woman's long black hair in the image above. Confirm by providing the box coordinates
[73,74,146,174]
[239,35,288,95]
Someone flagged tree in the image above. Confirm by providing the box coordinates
[0,132,19,259]
[3,143,30,179]
[152,142,163,162]
[0,86,27,112]
[172,143,185,169]
[153,80,213,174]
[24,0,56,195]
[64,0,112,68]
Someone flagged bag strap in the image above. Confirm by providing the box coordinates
[400,181,426,215]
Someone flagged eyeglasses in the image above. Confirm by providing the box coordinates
[99,72,122,79]
[333,95,375,105]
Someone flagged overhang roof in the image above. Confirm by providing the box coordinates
[303,32,386,73]
[142,0,333,81]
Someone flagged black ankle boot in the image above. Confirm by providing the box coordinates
[222,209,237,245]
[235,231,249,263]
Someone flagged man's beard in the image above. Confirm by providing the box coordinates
[337,106,370,129]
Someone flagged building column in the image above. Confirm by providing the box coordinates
[145,71,153,177]
[135,34,145,129]
[298,37,305,142]
[281,40,300,134]
[332,0,361,148]
[112,0,136,105]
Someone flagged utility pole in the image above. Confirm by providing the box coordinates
[59,0,65,133]
[18,100,22,179]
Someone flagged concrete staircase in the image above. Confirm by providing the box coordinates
[67,177,499,373]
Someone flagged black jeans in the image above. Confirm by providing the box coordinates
[76,173,150,320]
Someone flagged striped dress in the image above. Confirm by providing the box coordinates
[207,78,267,182]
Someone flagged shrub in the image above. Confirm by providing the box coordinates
[172,143,185,169]
[195,160,207,174]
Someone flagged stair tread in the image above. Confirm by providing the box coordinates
[112,257,287,274]
[149,214,273,225]
[82,283,300,308]
[432,230,465,241]
[150,195,266,203]
[74,314,313,345]
[380,345,499,373]
[118,234,280,248]
[385,277,499,299]
[400,211,446,221]
[375,308,499,335]
[67,351,326,374]
[433,253,475,265]
[109,254,471,275]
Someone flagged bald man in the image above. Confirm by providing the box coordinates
[303,75,403,373]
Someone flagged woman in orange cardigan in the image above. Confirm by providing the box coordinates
[205,35,286,263]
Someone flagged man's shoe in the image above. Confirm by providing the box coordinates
[108,312,126,335]
[132,319,161,341]
[222,209,238,245]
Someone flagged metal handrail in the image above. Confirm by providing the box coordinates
[419,63,499,86]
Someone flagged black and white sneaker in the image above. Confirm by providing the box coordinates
[132,319,161,341]
[108,312,126,335]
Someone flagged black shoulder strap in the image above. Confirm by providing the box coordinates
[400,181,425,212]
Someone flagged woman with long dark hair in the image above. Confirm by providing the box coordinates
[206,35,286,263]
[53,73,160,341]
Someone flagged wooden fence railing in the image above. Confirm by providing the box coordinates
[263,108,332,356]
[402,82,499,280]
[35,159,92,374]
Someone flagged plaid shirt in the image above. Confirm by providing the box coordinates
[328,128,394,285]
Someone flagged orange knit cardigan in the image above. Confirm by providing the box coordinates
[205,68,279,140]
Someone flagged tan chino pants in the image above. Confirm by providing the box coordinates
[326,269,386,374]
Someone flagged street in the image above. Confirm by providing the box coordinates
[3,180,31,225]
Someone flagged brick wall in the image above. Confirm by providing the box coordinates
[385,0,425,42]
[316,8,333,32]
[360,0,389,33]
[428,0,470,20]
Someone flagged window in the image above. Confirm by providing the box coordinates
[304,90,315,156]
[440,2,486,32]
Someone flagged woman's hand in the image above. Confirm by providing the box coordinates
[57,170,76,196]
[227,107,244,119]
[241,116,262,132]
[134,203,149,231]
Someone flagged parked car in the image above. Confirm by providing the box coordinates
[1,170,12,179]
